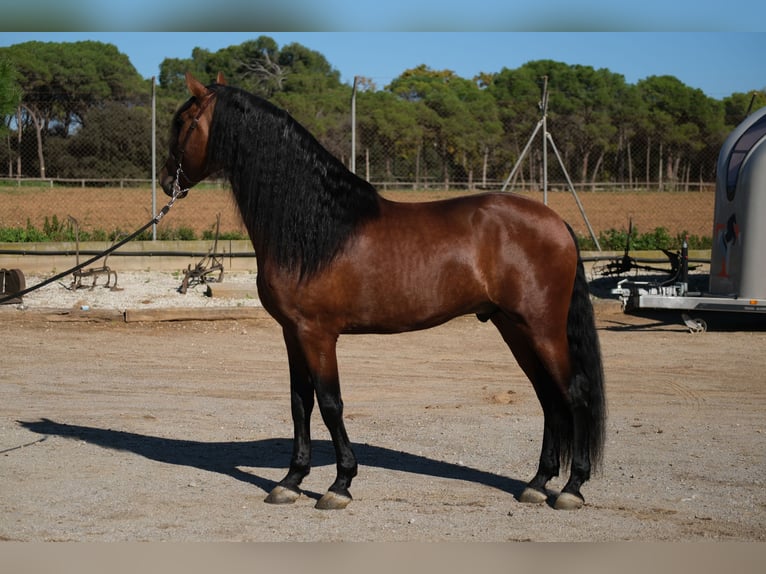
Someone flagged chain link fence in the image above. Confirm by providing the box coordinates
[1,95,720,249]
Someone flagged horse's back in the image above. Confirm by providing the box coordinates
[377,191,576,263]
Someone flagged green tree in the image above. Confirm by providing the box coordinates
[0,57,21,134]
[158,56,197,98]
[0,40,145,177]
[3,36,760,188]
[357,88,423,184]
[388,65,500,189]
[1,57,22,177]
[1,41,145,130]
[487,61,628,188]
[230,36,286,98]
[485,65,552,187]
[636,75,724,188]
[445,72,502,188]
[159,35,343,100]
[52,102,152,179]
[722,90,766,128]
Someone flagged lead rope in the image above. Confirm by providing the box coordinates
[0,186,186,305]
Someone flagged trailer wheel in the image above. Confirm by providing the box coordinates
[682,314,707,333]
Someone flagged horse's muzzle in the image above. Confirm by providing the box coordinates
[159,165,172,193]
[159,170,178,198]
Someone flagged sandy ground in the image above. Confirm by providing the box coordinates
[1,272,764,542]
[7,270,261,311]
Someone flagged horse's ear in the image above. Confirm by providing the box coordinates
[185,72,209,99]
[216,72,227,86]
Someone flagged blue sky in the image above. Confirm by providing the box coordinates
[2,1,765,32]
[1,32,763,99]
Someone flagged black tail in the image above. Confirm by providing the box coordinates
[563,227,607,472]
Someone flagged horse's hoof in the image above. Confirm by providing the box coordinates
[554,492,584,510]
[315,491,352,510]
[264,485,301,504]
[518,487,548,504]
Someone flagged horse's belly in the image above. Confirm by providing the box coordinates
[338,274,493,334]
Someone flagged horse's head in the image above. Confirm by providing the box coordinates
[160,72,225,198]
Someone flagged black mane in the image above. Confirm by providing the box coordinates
[205,84,380,277]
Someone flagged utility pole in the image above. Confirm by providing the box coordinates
[151,76,157,240]
[351,76,358,174]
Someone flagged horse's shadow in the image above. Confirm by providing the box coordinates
[17,418,525,502]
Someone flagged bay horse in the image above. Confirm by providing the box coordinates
[160,72,606,511]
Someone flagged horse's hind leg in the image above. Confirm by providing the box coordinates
[519,398,569,505]
[553,377,592,510]
[489,312,573,507]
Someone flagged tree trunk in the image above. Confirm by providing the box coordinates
[580,149,590,185]
[442,141,449,191]
[22,104,46,178]
[34,118,45,179]
[415,144,421,190]
[16,106,22,178]
[645,136,651,189]
[5,134,10,177]
[590,150,604,191]
[462,150,471,190]
[671,155,682,189]
[658,141,663,191]
[616,131,624,184]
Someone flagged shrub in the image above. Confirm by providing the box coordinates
[578,226,711,251]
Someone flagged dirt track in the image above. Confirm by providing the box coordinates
[1,299,764,542]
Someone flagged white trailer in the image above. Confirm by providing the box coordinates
[612,107,766,331]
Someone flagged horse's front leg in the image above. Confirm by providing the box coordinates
[264,330,315,505]
[266,327,357,510]
[308,333,357,510]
